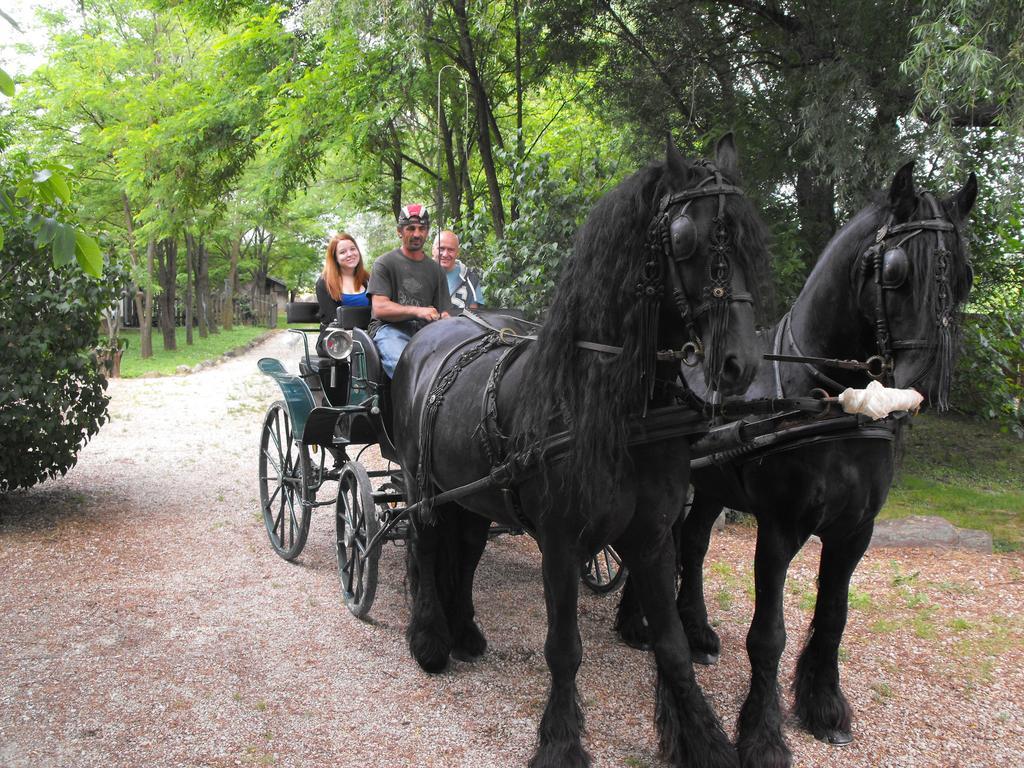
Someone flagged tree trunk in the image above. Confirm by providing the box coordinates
[511,0,523,223]
[389,147,403,224]
[223,234,240,331]
[436,88,462,228]
[184,231,195,346]
[452,0,505,238]
[795,165,838,270]
[155,237,177,352]
[459,130,474,214]
[121,192,151,358]
[140,240,155,359]
[197,237,212,336]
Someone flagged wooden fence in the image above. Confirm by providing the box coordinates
[121,293,278,329]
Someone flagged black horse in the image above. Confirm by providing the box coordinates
[615,162,978,768]
[390,136,772,768]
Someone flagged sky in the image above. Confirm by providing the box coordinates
[1,0,77,76]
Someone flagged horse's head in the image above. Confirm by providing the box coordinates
[652,134,770,395]
[854,162,977,408]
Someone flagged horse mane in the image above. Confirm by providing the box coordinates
[512,156,771,510]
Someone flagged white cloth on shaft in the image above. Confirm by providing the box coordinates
[838,380,924,420]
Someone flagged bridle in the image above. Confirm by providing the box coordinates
[768,194,961,399]
[636,164,754,400]
[497,162,755,413]
[859,193,958,390]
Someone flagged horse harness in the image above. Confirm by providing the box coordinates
[768,195,959,397]
[413,311,707,530]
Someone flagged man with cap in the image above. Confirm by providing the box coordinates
[367,204,452,378]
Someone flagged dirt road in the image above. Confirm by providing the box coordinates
[1,331,1021,767]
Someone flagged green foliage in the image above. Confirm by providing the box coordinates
[463,149,607,318]
[0,225,118,491]
[955,307,1024,435]
[946,167,1024,436]
[904,0,1024,141]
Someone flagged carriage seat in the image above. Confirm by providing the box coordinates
[286,301,319,325]
[338,305,371,330]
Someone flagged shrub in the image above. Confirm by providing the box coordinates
[954,306,1024,438]
[0,225,118,491]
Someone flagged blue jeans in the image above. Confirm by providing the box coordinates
[374,321,419,378]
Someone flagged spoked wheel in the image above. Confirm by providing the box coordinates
[258,401,314,560]
[582,544,627,594]
[336,460,380,619]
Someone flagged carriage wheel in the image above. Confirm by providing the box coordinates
[258,401,314,561]
[582,544,627,594]
[336,461,380,619]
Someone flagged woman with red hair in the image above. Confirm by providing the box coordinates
[315,232,370,327]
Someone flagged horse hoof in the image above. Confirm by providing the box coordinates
[816,729,853,746]
[409,633,451,673]
[691,650,719,666]
[616,621,651,650]
[414,651,449,674]
[620,634,651,651]
[528,741,591,768]
[451,621,487,661]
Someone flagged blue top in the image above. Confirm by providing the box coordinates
[316,275,369,327]
[341,291,370,308]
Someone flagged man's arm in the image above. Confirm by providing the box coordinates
[372,294,442,322]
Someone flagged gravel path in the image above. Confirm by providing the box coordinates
[1,330,1022,768]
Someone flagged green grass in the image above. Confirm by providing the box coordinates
[881,413,1024,552]
[117,326,271,378]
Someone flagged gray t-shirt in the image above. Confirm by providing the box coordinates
[366,248,453,336]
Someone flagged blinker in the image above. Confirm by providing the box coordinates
[669,215,696,260]
[881,246,908,288]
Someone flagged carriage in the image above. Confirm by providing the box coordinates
[253,138,975,767]
[256,302,625,618]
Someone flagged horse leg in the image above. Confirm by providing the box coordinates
[736,523,801,768]
[676,490,724,665]
[406,502,453,673]
[792,520,873,744]
[616,529,738,768]
[449,509,490,662]
[613,572,649,650]
[530,539,589,768]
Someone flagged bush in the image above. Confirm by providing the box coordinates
[954,306,1024,438]
[0,225,119,491]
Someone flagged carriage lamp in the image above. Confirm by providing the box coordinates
[323,329,353,361]
[323,328,353,390]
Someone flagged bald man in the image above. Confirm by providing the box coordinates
[434,230,484,312]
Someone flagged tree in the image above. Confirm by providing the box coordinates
[17,0,297,353]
